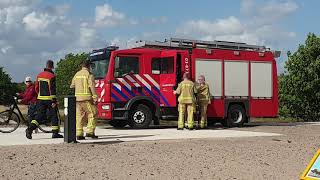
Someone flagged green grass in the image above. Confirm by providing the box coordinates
[251,117,303,123]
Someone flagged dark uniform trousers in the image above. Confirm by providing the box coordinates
[32,100,59,133]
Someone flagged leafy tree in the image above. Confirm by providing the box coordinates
[0,67,18,105]
[280,33,320,121]
[55,53,87,104]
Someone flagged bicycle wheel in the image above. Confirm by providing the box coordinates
[0,110,20,133]
[38,107,63,133]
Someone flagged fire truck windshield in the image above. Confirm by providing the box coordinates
[90,59,109,79]
[89,49,113,79]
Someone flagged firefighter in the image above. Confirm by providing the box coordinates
[173,72,197,130]
[196,75,211,129]
[17,76,37,125]
[70,60,98,140]
[25,60,63,139]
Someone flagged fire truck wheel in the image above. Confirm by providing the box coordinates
[129,104,152,128]
[109,120,128,129]
[224,104,247,128]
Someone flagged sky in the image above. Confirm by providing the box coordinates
[0,0,319,82]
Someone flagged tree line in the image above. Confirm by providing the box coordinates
[1,33,320,121]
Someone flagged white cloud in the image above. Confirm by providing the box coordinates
[79,26,96,48]
[178,16,244,37]
[0,46,12,54]
[23,11,57,33]
[0,5,30,26]
[147,16,168,24]
[0,1,84,81]
[241,0,298,26]
[0,0,38,8]
[176,0,299,74]
[95,3,126,27]
[177,1,299,48]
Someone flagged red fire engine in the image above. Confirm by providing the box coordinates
[89,38,281,128]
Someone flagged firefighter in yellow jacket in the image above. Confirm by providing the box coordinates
[70,60,98,140]
[174,73,197,130]
[196,75,211,129]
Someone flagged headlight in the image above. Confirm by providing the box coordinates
[102,105,110,110]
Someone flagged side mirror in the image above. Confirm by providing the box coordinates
[114,71,119,77]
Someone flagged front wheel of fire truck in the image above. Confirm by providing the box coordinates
[222,104,247,128]
[128,104,152,129]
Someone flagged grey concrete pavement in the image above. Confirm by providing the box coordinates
[0,127,281,146]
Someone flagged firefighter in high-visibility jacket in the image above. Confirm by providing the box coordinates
[174,73,197,130]
[26,60,63,139]
[70,60,98,140]
[196,75,211,129]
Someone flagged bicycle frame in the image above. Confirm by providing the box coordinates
[8,97,26,123]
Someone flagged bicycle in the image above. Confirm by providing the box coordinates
[0,96,21,133]
[0,96,61,133]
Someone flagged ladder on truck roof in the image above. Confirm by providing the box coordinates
[131,37,269,51]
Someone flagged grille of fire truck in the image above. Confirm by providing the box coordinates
[132,37,269,51]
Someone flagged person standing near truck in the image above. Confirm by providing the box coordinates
[196,75,211,129]
[70,60,98,140]
[26,60,63,139]
[174,73,197,130]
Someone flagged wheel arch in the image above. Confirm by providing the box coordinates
[125,96,160,119]
[224,99,249,123]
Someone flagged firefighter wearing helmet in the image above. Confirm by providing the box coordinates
[70,60,99,140]
[196,75,211,129]
[174,72,197,130]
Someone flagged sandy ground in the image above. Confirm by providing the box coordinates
[0,123,319,180]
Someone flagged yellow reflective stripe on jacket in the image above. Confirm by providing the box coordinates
[74,75,91,96]
[38,96,53,100]
[51,126,59,130]
[38,78,50,83]
[38,78,53,100]
[31,120,39,126]
[181,84,193,87]
[180,97,194,100]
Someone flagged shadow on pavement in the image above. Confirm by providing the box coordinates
[80,140,123,145]
[97,134,155,140]
[97,121,306,131]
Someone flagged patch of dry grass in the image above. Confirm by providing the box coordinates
[251,117,302,123]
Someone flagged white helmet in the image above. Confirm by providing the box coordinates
[25,76,32,82]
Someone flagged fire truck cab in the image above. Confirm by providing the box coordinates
[89,38,281,128]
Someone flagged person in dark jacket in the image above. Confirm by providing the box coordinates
[26,60,63,139]
[17,76,37,125]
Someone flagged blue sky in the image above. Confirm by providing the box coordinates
[0,0,319,81]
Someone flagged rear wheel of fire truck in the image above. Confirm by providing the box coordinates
[109,120,128,129]
[128,104,152,128]
[222,104,247,128]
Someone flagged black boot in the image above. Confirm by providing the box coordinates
[25,123,37,139]
[77,136,85,140]
[25,128,32,139]
[52,133,63,138]
[86,133,98,139]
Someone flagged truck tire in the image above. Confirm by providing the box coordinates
[222,104,247,128]
[110,120,128,129]
[128,104,152,128]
